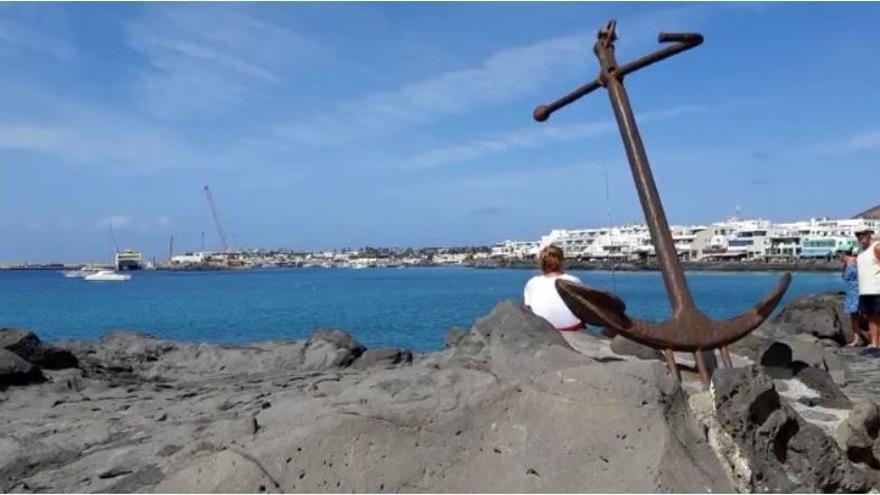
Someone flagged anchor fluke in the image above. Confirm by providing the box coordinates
[556,274,791,353]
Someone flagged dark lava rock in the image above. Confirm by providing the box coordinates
[0,328,78,369]
[609,335,662,361]
[760,341,794,379]
[712,366,867,493]
[837,401,880,469]
[351,348,413,369]
[303,329,365,369]
[765,293,848,345]
[0,348,45,388]
[794,366,853,409]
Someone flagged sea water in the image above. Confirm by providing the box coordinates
[0,268,844,351]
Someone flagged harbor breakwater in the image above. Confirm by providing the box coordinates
[3,293,880,492]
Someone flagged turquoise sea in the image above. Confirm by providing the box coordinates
[0,268,845,351]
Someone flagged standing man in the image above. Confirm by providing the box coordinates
[856,228,880,349]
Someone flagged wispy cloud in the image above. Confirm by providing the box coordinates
[125,4,323,117]
[94,215,172,232]
[0,118,196,175]
[95,215,133,231]
[399,104,708,170]
[781,126,880,160]
[271,4,718,147]
[274,32,592,146]
[0,9,76,59]
[843,128,880,153]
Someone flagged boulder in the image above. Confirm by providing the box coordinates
[836,401,880,468]
[0,328,78,369]
[0,348,45,387]
[302,329,365,370]
[712,366,867,493]
[763,293,848,345]
[350,348,413,369]
[760,341,794,379]
[792,366,852,409]
[609,335,662,361]
[787,336,827,369]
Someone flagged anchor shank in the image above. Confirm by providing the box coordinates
[595,40,696,316]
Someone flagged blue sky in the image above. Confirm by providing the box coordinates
[1,2,879,262]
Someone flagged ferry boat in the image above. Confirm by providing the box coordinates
[84,270,132,282]
[115,249,144,271]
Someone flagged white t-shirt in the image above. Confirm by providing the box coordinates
[523,273,583,329]
[858,241,880,295]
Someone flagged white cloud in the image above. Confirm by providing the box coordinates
[95,215,133,230]
[272,4,717,147]
[125,5,323,117]
[844,128,880,153]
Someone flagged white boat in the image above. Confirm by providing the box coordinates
[84,270,131,282]
[62,267,101,278]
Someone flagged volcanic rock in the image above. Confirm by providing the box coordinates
[0,349,44,388]
[0,328,78,369]
[836,401,880,468]
[712,366,867,492]
[609,334,662,360]
[762,292,849,345]
[350,347,413,369]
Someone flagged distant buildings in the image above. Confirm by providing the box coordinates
[492,216,880,262]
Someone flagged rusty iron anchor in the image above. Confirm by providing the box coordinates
[532,20,791,386]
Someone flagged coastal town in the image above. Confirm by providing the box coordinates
[4,207,878,273]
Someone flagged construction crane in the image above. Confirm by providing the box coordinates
[203,185,230,253]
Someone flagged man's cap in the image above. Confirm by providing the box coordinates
[855,228,875,236]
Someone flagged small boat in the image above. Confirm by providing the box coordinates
[62,267,100,278]
[84,270,132,282]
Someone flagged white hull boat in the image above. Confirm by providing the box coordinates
[84,270,131,282]
[62,267,100,278]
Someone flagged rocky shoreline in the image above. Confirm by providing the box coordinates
[3,293,880,492]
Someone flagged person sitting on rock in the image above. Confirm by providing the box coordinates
[523,244,584,331]
[856,228,880,352]
[840,247,867,346]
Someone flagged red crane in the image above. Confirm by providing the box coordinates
[203,185,230,252]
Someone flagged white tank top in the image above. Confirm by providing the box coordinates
[523,273,582,329]
[858,242,880,295]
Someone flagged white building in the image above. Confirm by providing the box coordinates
[491,240,540,259]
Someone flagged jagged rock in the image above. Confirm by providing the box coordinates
[794,366,853,409]
[837,401,880,468]
[788,336,827,369]
[731,331,775,363]
[6,297,873,493]
[0,328,78,370]
[824,350,850,386]
[610,335,662,360]
[0,349,45,387]
[763,293,848,345]
[712,366,868,493]
[302,329,365,370]
[351,348,413,369]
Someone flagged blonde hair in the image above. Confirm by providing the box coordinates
[539,244,565,274]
